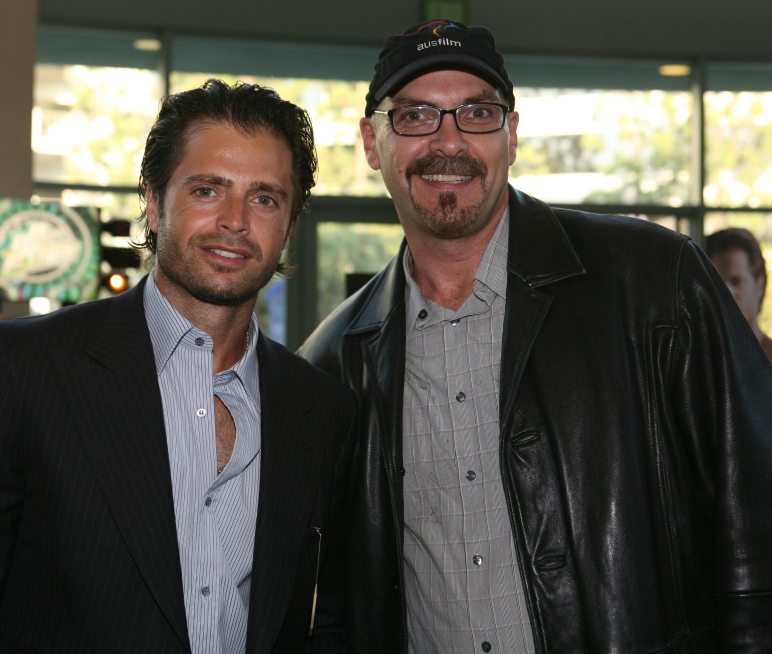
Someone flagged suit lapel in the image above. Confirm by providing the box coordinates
[247,334,319,651]
[52,281,189,650]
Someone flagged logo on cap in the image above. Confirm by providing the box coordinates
[407,19,460,37]
[412,20,462,51]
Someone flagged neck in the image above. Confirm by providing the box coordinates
[153,273,255,373]
[193,308,254,374]
[404,206,505,311]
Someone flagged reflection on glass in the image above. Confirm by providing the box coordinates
[317,222,404,322]
[514,89,692,206]
[705,212,772,334]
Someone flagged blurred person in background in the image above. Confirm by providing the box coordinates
[706,227,772,362]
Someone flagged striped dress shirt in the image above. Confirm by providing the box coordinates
[144,273,261,654]
[402,209,536,654]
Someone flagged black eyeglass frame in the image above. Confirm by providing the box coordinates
[372,102,511,136]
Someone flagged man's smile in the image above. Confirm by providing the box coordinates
[420,174,473,183]
[207,248,246,259]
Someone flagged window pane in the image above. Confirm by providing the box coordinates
[704,212,772,334]
[705,64,772,208]
[34,27,162,187]
[171,72,386,198]
[514,88,692,205]
[317,222,404,322]
[170,35,386,198]
[506,55,693,206]
[646,215,691,235]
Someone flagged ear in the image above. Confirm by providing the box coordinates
[146,188,160,233]
[507,111,519,166]
[360,117,381,171]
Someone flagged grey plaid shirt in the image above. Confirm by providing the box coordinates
[402,209,536,654]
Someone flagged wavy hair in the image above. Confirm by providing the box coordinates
[135,79,317,275]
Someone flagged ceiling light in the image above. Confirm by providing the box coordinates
[659,64,691,77]
[134,39,162,52]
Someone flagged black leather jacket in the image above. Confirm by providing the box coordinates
[300,187,772,653]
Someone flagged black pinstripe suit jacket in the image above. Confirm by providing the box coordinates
[0,278,355,653]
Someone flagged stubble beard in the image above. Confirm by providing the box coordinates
[406,154,488,239]
[155,215,280,307]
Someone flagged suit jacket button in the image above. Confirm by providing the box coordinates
[399,466,405,476]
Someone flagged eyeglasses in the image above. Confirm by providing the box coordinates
[372,102,510,136]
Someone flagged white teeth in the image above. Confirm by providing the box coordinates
[421,174,472,183]
[210,249,244,259]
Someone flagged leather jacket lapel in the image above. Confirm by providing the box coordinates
[500,188,586,429]
[346,249,408,524]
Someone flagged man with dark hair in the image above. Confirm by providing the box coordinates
[300,20,772,654]
[0,79,355,653]
[706,227,772,361]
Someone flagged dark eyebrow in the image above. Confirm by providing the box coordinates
[182,174,233,187]
[250,181,289,201]
[464,91,504,104]
[182,175,288,200]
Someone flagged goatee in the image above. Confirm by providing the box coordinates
[406,154,488,239]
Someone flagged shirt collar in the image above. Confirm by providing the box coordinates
[144,272,193,375]
[143,272,260,396]
[475,205,509,300]
[403,206,510,327]
[221,320,260,408]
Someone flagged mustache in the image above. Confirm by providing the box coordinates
[405,154,487,178]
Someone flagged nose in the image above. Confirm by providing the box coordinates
[428,111,468,157]
[217,195,249,234]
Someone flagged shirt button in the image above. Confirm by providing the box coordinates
[194,337,205,346]
[196,408,206,418]
[201,586,211,596]
[204,497,212,507]
[481,642,492,652]
[473,554,483,566]
[451,319,461,326]
[466,470,476,481]
[418,309,428,320]
[456,391,466,402]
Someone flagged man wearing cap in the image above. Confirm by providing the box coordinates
[300,19,772,654]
